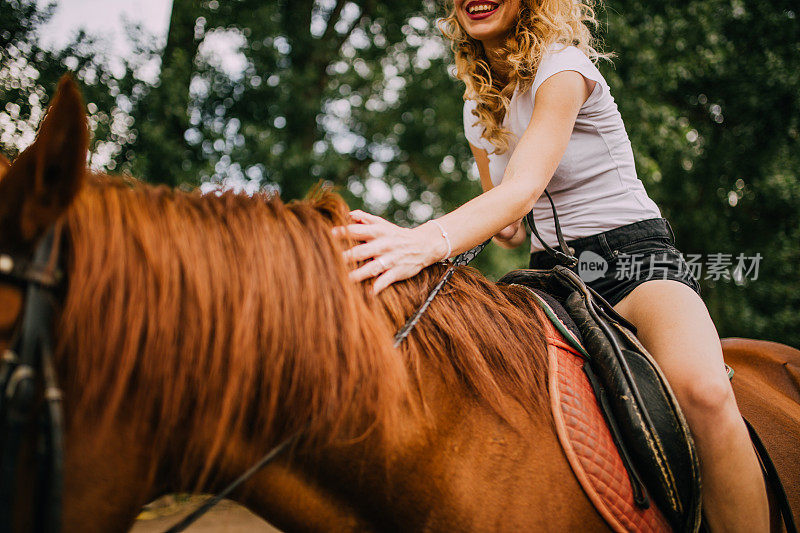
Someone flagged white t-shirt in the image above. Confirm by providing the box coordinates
[463,44,661,252]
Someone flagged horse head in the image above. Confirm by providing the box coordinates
[0,75,88,355]
[0,76,88,532]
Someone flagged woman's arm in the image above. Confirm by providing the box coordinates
[338,70,592,293]
[470,142,527,249]
[472,141,493,193]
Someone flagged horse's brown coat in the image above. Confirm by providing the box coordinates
[724,338,800,526]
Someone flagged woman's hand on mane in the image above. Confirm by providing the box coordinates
[333,210,448,294]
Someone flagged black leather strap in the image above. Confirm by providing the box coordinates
[164,430,304,533]
[583,360,650,507]
[743,417,797,533]
[526,190,578,268]
[0,255,63,289]
[0,226,64,533]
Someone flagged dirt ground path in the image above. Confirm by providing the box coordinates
[130,498,281,532]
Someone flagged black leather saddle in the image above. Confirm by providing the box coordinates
[500,266,701,531]
[500,193,702,531]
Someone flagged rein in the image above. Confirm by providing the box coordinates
[393,239,490,347]
[0,219,489,533]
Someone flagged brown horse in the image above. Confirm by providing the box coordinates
[1,77,798,532]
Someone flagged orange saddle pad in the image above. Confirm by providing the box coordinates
[540,307,671,533]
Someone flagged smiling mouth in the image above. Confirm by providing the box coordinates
[465,1,500,18]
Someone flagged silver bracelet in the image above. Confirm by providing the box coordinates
[430,219,452,262]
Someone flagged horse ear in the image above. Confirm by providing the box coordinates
[0,75,88,249]
[0,153,9,185]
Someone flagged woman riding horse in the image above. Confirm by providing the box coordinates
[336,1,768,530]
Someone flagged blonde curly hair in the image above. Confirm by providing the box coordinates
[439,0,606,154]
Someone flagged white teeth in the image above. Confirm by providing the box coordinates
[467,3,498,14]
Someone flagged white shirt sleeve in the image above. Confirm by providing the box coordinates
[462,99,485,148]
[531,45,605,103]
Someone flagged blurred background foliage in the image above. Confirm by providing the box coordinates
[1,0,798,345]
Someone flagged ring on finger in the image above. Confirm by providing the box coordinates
[377,257,388,271]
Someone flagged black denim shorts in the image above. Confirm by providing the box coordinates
[528,218,701,306]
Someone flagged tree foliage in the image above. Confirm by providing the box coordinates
[1,0,798,344]
[601,0,800,344]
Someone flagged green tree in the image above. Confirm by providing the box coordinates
[0,0,162,174]
[126,0,204,186]
[602,0,800,344]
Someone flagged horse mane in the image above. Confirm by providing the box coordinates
[56,174,548,486]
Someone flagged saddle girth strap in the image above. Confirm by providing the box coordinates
[743,417,797,533]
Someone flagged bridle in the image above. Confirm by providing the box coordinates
[0,225,65,533]
[0,217,489,533]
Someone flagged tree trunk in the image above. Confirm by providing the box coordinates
[131,0,202,186]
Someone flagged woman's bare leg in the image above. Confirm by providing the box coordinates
[614,280,768,532]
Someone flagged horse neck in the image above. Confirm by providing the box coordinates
[228,357,604,532]
[59,347,602,533]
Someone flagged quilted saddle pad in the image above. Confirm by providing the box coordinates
[539,303,671,532]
